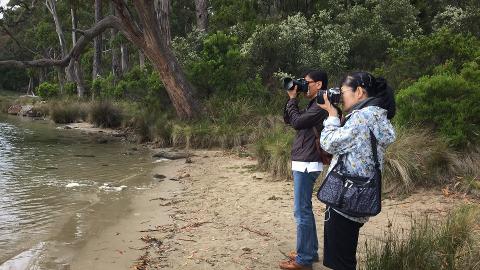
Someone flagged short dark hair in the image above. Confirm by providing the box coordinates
[303,70,328,90]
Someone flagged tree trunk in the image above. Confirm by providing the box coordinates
[194,0,208,32]
[27,76,34,96]
[129,0,199,119]
[39,68,46,83]
[154,0,171,45]
[74,60,85,97]
[120,42,129,73]
[92,0,103,80]
[45,0,74,82]
[109,2,121,83]
[139,50,145,69]
[71,4,85,97]
[1,0,202,119]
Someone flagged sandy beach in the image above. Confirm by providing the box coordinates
[68,149,471,270]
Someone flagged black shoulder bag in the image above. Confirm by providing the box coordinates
[316,129,382,217]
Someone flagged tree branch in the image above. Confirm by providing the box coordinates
[111,0,145,48]
[0,15,122,68]
[0,25,39,55]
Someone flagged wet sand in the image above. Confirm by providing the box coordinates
[68,149,473,270]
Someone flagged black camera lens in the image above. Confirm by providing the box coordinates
[283,77,309,93]
[316,87,341,105]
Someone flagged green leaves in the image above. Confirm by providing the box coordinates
[396,62,480,147]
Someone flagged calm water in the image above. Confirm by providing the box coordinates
[0,114,156,269]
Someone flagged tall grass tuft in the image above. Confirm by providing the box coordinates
[0,96,13,113]
[89,101,123,128]
[364,204,480,270]
[49,101,86,124]
[383,126,456,192]
[254,117,294,180]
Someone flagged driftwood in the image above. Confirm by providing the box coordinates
[152,151,192,160]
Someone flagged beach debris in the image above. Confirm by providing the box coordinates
[44,166,59,170]
[240,225,272,238]
[99,183,127,191]
[149,197,167,201]
[96,137,109,144]
[7,104,22,115]
[74,154,96,158]
[141,235,163,249]
[252,174,263,179]
[152,150,192,160]
[139,228,162,233]
[153,174,166,179]
[65,183,81,188]
[267,195,282,201]
[180,221,211,230]
[241,247,252,253]
[132,251,150,270]
[178,173,190,179]
[153,158,171,163]
[169,177,179,181]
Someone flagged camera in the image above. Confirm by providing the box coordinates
[283,77,309,93]
[316,87,341,105]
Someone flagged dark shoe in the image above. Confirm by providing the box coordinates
[287,251,320,262]
[279,259,312,270]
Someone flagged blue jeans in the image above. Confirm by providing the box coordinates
[293,170,320,266]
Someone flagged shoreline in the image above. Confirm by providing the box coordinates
[1,111,479,269]
[77,149,473,270]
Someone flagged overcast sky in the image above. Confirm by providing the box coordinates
[0,0,9,19]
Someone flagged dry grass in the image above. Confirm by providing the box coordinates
[383,126,456,193]
[363,204,480,270]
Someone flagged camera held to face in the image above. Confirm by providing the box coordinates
[316,87,341,105]
[283,77,309,93]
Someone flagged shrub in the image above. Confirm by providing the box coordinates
[364,205,480,270]
[36,82,59,99]
[89,101,123,128]
[49,102,84,124]
[188,31,253,98]
[378,29,480,89]
[396,72,480,147]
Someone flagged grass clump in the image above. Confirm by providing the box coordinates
[49,101,87,124]
[89,101,123,128]
[254,117,294,180]
[364,204,480,270]
[383,126,456,193]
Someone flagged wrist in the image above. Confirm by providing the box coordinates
[328,108,338,117]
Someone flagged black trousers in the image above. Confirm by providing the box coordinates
[323,207,364,270]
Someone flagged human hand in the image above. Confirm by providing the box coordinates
[318,92,338,117]
[287,85,298,99]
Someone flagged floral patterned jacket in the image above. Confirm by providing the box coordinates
[320,104,396,222]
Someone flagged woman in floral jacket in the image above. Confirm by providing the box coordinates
[318,71,396,270]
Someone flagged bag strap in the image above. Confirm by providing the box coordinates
[369,129,380,171]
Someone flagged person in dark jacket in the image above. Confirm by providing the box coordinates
[279,70,329,270]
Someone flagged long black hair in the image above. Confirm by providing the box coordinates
[341,72,396,119]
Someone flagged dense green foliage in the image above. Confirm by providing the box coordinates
[36,82,59,99]
[396,61,480,147]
